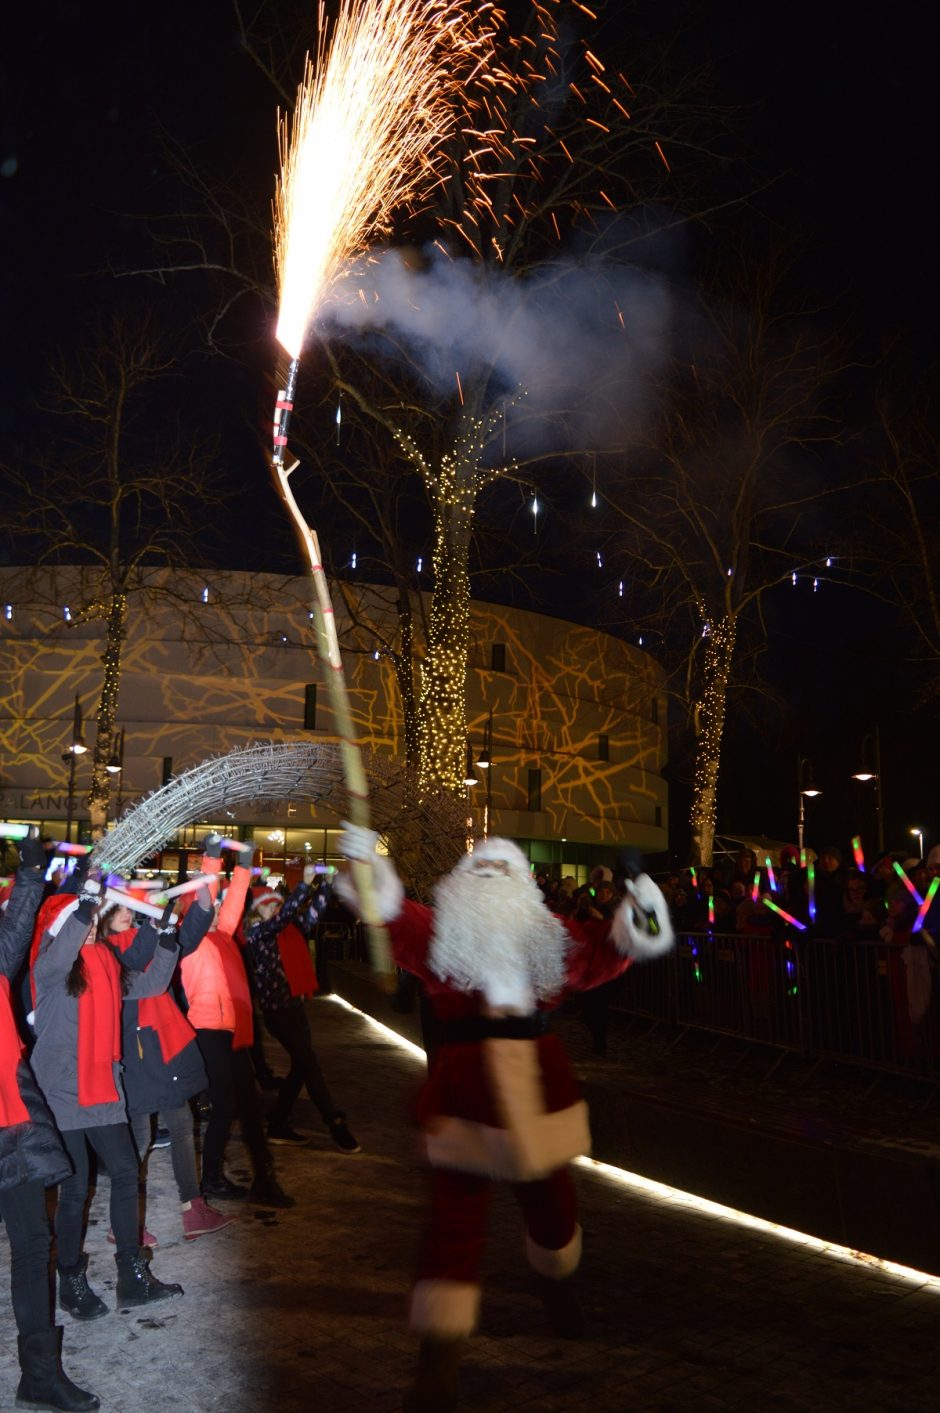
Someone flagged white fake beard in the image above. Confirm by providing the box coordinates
[429,868,568,1012]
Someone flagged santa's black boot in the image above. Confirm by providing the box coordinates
[402,1337,462,1412]
[536,1274,586,1339]
[15,1327,100,1411]
[114,1251,183,1307]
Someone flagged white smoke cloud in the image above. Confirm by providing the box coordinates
[317,243,674,456]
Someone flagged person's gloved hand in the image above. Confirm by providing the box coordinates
[339,822,380,861]
[611,874,675,960]
[235,842,254,868]
[203,832,223,859]
[75,876,102,924]
[18,827,47,871]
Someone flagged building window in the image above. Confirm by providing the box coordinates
[598,734,609,761]
[527,768,542,812]
[491,643,506,672]
[303,684,318,730]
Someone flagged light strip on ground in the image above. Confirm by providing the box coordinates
[326,991,940,1293]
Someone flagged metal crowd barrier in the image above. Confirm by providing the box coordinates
[613,931,939,1080]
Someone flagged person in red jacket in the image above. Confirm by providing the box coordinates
[245,865,360,1152]
[183,837,293,1208]
[0,828,99,1412]
[337,827,674,1413]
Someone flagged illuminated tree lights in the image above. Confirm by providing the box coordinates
[689,614,736,867]
[85,590,128,837]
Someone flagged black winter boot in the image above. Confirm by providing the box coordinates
[114,1252,183,1307]
[536,1273,586,1338]
[15,1327,100,1411]
[201,1167,249,1201]
[57,1259,107,1322]
[402,1337,462,1412]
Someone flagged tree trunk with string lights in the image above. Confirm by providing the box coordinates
[86,589,128,839]
[417,462,475,797]
[689,614,737,867]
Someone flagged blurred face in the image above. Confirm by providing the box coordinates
[107,905,134,933]
[819,854,840,873]
[256,898,281,922]
[468,856,511,879]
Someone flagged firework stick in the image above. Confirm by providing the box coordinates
[270,449,393,979]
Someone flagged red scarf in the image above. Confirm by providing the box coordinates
[111,928,195,1064]
[277,923,319,1000]
[78,945,122,1106]
[0,976,30,1125]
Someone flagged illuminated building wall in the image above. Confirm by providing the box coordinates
[0,567,667,862]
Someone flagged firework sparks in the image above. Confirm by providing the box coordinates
[274,0,492,359]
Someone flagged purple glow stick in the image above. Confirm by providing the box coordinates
[912,877,940,933]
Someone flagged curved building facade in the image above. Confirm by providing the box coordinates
[0,566,667,876]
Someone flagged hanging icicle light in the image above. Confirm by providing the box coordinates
[590,452,597,508]
[351,551,358,569]
[638,635,644,646]
[813,577,819,592]
[596,551,603,568]
[826,556,833,568]
[416,556,423,573]
[591,489,597,508]
[531,495,539,530]
[63,606,72,622]
[791,572,798,586]
[618,581,624,597]
[3,604,11,620]
[201,586,209,603]
[335,393,342,447]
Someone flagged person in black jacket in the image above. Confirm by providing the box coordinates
[0,828,99,1412]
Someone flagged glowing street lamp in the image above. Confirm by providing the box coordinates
[797,757,820,854]
[852,729,884,852]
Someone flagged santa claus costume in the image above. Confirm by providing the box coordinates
[337,828,673,1413]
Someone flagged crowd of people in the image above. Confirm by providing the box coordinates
[0,828,359,1411]
[0,822,677,1413]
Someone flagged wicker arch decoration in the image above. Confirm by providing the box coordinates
[89,740,467,898]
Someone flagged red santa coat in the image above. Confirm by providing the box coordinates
[389,899,631,1182]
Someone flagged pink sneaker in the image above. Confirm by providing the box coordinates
[108,1226,158,1248]
[182,1196,237,1241]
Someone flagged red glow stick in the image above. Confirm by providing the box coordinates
[913,877,940,933]
[762,897,807,931]
[751,870,761,903]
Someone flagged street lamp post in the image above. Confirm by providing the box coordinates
[63,693,88,843]
[475,708,493,838]
[910,827,925,861]
[797,756,821,853]
[852,728,884,853]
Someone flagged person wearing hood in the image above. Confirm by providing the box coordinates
[0,828,99,1412]
[30,880,184,1319]
[337,827,674,1413]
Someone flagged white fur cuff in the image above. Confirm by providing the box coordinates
[410,1280,481,1337]
[334,854,404,924]
[525,1224,583,1280]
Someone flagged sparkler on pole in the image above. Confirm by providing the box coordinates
[270,1,490,977]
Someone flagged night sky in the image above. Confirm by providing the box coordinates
[1,1,936,857]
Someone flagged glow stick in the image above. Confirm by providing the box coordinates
[157,874,217,900]
[762,897,807,931]
[1,823,32,839]
[892,860,924,906]
[764,856,777,892]
[251,866,271,879]
[104,888,176,924]
[126,878,171,890]
[690,866,698,894]
[707,893,715,926]
[852,836,866,872]
[800,848,807,871]
[751,870,761,903]
[217,838,249,852]
[807,860,816,922]
[913,877,940,933]
[48,842,91,856]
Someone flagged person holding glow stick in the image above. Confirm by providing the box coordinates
[245,868,360,1152]
[30,881,184,1316]
[182,836,293,1208]
[0,827,100,1411]
[97,876,235,1242]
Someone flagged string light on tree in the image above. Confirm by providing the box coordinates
[689,614,737,867]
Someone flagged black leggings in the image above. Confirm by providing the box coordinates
[0,1178,53,1335]
[57,1124,139,1268]
[196,1029,269,1179]
[263,1000,336,1126]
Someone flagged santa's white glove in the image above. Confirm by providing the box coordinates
[611,873,675,961]
[339,822,380,862]
[335,822,403,924]
[303,863,316,885]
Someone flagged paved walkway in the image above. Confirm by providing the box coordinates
[1,991,937,1411]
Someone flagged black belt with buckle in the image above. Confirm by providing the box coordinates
[439,1013,550,1044]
